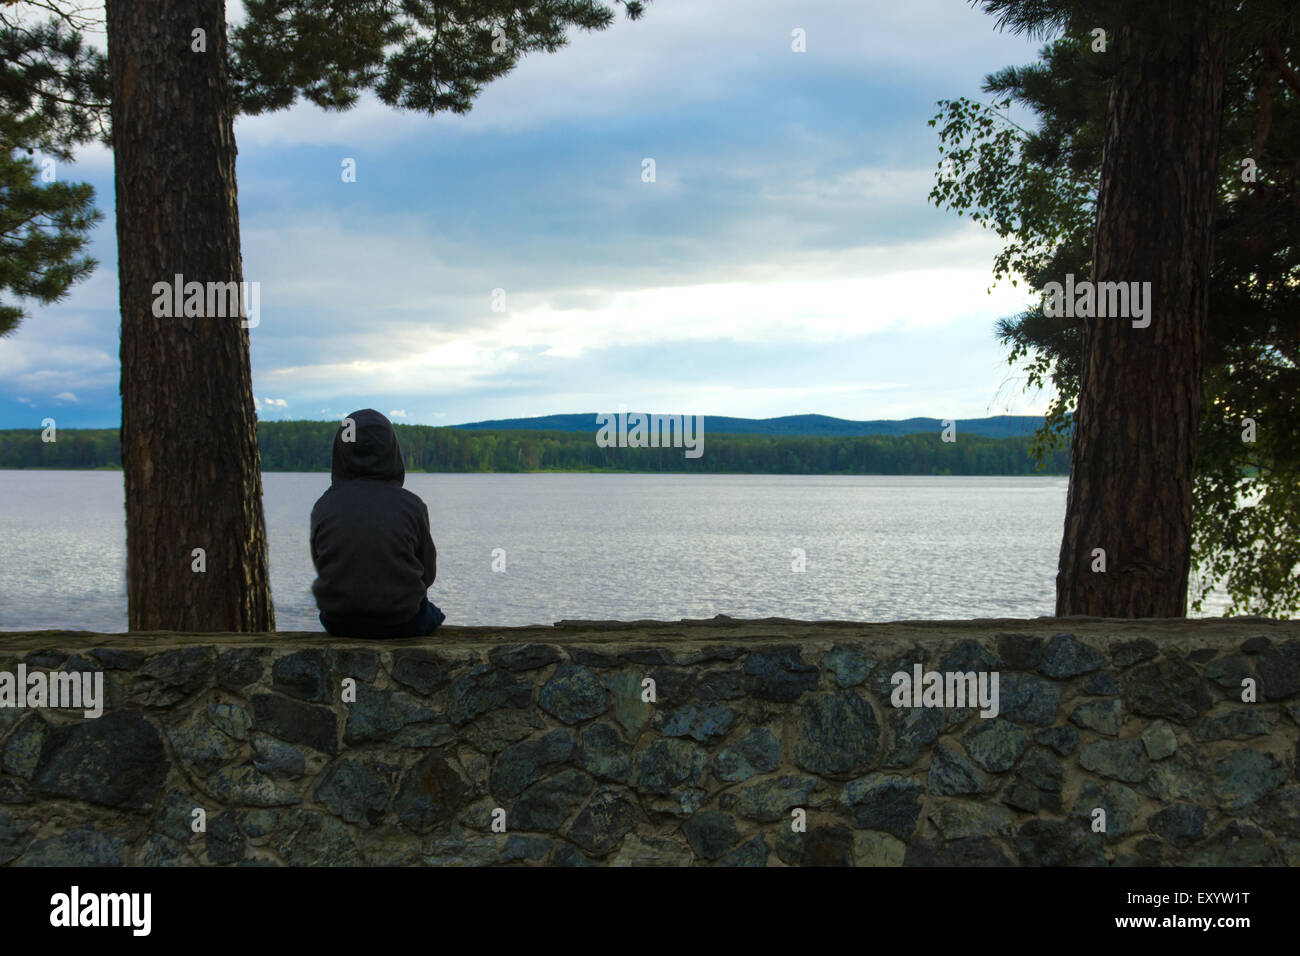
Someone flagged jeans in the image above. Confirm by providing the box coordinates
[320,597,446,639]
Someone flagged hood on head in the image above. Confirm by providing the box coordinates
[331,408,405,484]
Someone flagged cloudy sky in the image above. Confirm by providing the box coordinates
[0,0,1051,429]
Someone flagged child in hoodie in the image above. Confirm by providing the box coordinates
[310,409,446,638]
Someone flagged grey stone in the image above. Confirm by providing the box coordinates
[1039,634,1107,678]
[553,843,598,866]
[34,710,167,809]
[713,832,768,867]
[1072,779,1143,840]
[1079,739,1145,783]
[395,752,471,833]
[1013,819,1105,866]
[448,664,532,726]
[251,733,308,777]
[683,810,739,860]
[390,650,455,695]
[696,668,744,701]
[713,727,782,783]
[1082,672,1121,695]
[963,719,1030,772]
[0,811,34,864]
[1141,721,1177,760]
[315,758,392,828]
[796,825,854,866]
[1192,822,1278,866]
[155,788,201,842]
[904,836,1013,867]
[939,639,999,675]
[1205,652,1252,689]
[1195,708,1274,741]
[843,774,923,839]
[538,664,608,724]
[270,810,359,866]
[1070,699,1123,736]
[794,690,879,775]
[998,673,1061,726]
[203,764,301,807]
[1001,750,1064,812]
[502,834,553,862]
[604,671,651,738]
[138,834,192,866]
[1148,803,1207,846]
[1212,750,1285,812]
[206,699,252,741]
[1242,635,1272,654]
[1145,753,1208,802]
[460,708,541,753]
[632,738,705,794]
[168,712,242,776]
[238,810,278,837]
[730,775,818,823]
[1255,786,1300,839]
[853,831,906,866]
[17,826,126,866]
[883,706,944,767]
[575,723,631,782]
[566,788,638,855]
[928,800,1014,840]
[511,770,594,831]
[1125,657,1213,723]
[1257,643,1300,700]
[2,715,48,779]
[252,694,338,754]
[422,823,501,867]
[823,644,875,687]
[205,811,245,864]
[216,648,265,690]
[927,744,987,795]
[272,649,331,702]
[613,832,694,866]
[743,646,819,702]
[1035,725,1079,756]
[344,685,436,745]
[133,647,215,706]
[661,702,736,743]
[995,633,1043,670]
[489,644,562,672]
[88,648,145,670]
[328,649,379,683]
[491,729,574,799]
[1110,639,1157,668]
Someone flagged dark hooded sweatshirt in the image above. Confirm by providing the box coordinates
[310,409,436,627]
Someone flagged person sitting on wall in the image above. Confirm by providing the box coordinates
[310,408,446,638]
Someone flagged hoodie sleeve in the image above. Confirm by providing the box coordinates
[419,502,437,587]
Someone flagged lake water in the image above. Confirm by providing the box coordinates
[0,471,1229,631]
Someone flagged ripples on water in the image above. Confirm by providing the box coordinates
[0,471,1229,631]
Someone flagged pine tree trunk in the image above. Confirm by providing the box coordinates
[1056,5,1229,617]
[107,0,274,631]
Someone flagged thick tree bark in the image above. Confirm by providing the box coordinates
[1056,5,1229,617]
[107,0,274,631]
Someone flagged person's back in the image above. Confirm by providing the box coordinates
[310,408,445,638]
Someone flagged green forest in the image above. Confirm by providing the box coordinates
[0,420,1070,475]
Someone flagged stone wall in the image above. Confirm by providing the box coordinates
[0,617,1297,866]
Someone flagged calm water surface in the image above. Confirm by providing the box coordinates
[0,471,1228,631]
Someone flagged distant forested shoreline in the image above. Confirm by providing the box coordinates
[0,421,1070,475]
